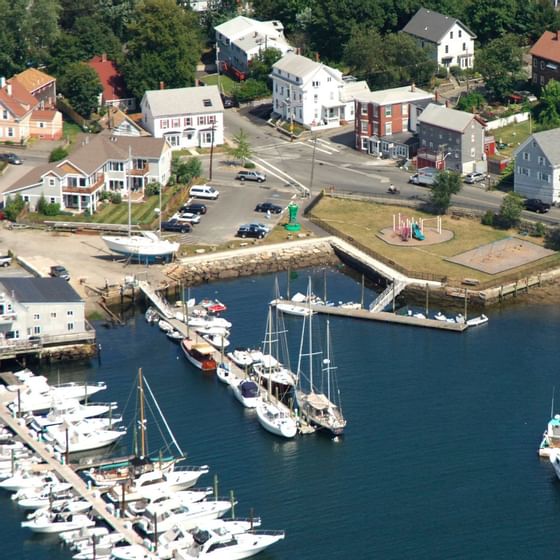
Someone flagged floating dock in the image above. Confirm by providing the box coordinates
[272,301,469,332]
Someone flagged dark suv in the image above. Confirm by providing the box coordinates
[236,170,266,183]
[161,219,192,233]
[524,198,551,213]
[255,202,282,214]
[237,224,267,239]
[0,153,23,165]
[179,203,207,215]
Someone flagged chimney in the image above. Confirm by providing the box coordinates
[6,83,12,96]
[159,81,165,90]
[101,52,107,62]
[410,82,415,92]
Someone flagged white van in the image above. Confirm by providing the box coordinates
[189,184,220,200]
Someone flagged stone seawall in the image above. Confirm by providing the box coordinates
[168,240,339,285]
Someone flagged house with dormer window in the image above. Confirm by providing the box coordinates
[270,52,369,130]
[514,129,560,204]
[2,131,171,213]
[402,8,476,70]
[140,85,224,150]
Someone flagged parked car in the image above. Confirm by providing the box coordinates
[50,265,70,281]
[190,185,219,200]
[464,171,486,184]
[248,222,271,233]
[161,219,192,233]
[255,202,282,214]
[0,153,23,165]
[0,255,12,267]
[221,94,236,108]
[175,212,201,225]
[236,224,268,239]
[524,198,551,213]
[179,203,207,215]
[236,170,266,183]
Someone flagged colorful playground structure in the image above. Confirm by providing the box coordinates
[392,213,442,242]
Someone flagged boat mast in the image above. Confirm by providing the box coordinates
[326,320,331,401]
[307,278,313,391]
[138,368,146,458]
[267,305,273,398]
[127,145,132,238]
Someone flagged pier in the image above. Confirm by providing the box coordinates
[0,392,153,555]
[272,300,469,332]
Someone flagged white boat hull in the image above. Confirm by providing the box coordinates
[102,233,179,259]
[256,401,297,438]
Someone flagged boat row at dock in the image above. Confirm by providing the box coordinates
[144,279,347,440]
[0,367,286,559]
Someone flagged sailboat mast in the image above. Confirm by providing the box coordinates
[138,368,146,458]
[308,279,313,389]
[267,306,273,396]
[326,320,331,401]
[128,145,132,237]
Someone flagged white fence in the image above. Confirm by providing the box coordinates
[485,112,529,131]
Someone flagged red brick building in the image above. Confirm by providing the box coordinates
[530,31,560,89]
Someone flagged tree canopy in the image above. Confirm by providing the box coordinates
[122,0,203,100]
[535,79,560,130]
[58,63,103,118]
[430,171,462,213]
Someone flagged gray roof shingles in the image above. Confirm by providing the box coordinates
[402,7,475,43]
[0,278,83,303]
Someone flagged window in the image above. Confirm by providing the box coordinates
[361,104,368,116]
[172,119,180,127]
[458,30,462,38]
[450,31,453,39]
[373,123,379,135]
[385,105,392,117]
[183,117,192,127]
[48,178,55,187]
[538,155,545,165]
[33,314,40,320]
[160,119,169,129]
[312,81,320,87]
[385,122,392,135]
[50,312,56,318]
[33,326,41,335]
[517,166,530,176]
[445,45,449,54]
[538,171,551,182]
[523,152,530,161]
[67,322,74,331]
[50,197,55,204]
[39,122,44,128]
[361,137,368,151]
[402,118,408,130]
[67,310,74,317]
[7,128,13,137]
[462,43,466,51]
[541,76,545,85]
[203,99,212,107]
[23,195,29,203]
[533,75,538,84]
[327,77,331,82]
[471,134,475,142]
[2,110,7,119]
[314,94,318,103]
[541,61,545,69]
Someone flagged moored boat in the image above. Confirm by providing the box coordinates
[181,339,217,373]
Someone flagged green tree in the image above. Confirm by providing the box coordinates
[474,34,524,101]
[497,192,524,228]
[228,130,252,164]
[430,170,462,213]
[174,157,202,184]
[59,63,103,118]
[48,32,84,76]
[545,225,560,250]
[456,91,486,113]
[465,0,519,44]
[536,79,560,129]
[123,0,202,101]
[233,79,270,103]
[20,0,61,68]
[521,0,560,42]
[49,146,69,162]
[4,194,25,222]
[248,48,283,85]
[73,16,123,62]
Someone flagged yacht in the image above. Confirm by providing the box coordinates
[43,420,126,453]
[256,400,297,439]
[21,511,95,534]
[232,379,261,409]
[181,339,217,372]
[102,231,179,263]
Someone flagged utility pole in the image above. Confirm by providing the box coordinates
[209,122,215,181]
[288,83,294,141]
[215,45,221,93]
[308,135,317,198]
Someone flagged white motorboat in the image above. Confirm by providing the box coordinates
[102,231,179,262]
[232,379,261,409]
[27,499,92,520]
[216,363,239,386]
[30,400,118,430]
[43,421,127,453]
[256,399,297,439]
[550,449,560,479]
[135,497,232,534]
[0,469,60,492]
[21,511,95,534]
[60,525,112,547]
[273,302,313,317]
[15,486,75,509]
[158,319,174,333]
[175,526,285,560]
[202,333,230,350]
[31,413,121,432]
[226,349,260,369]
[466,314,489,327]
[434,312,447,321]
[195,325,230,338]
[126,487,213,517]
[540,414,560,458]
[145,307,159,323]
[105,466,210,503]
[166,330,184,342]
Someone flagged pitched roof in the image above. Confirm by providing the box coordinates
[0,79,38,119]
[88,55,131,102]
[0,278,82,303]
[402,8,475,43]
[4,132,168,194]
[340,80,371,102]
[141,85,223,118]
[530,31,560,64]
[12,68,56,93]
[519,128,560,166]
[31,109,58,121]
[215,15,284,40]
[355,85,434,105]
[272,52,342,84]
[418,103,482,132]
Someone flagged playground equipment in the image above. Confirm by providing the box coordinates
[284,201,302,232]
[392,213,442,242]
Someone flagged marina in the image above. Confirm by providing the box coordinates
[1,267,560,560]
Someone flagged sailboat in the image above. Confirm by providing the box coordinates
[256,306,298,438]
[101,147,179,262]
[84,369,184,487]
[295,282,346,437]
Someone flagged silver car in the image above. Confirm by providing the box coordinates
[464,172,486,184]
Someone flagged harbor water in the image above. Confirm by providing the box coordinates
[3,266,560,559]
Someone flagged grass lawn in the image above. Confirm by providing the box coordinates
[201,74,237,95]
[62,121,83,149]
[310,197,560,284]
[492,119,532,158]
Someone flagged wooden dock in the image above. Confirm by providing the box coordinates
[0,396,154,555]
[273,301,469,332]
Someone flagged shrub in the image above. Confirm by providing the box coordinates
[110,192,122,204]
[532,222,546,237]
[145,182,161,196]
[436,66,448,79]
[49,147,68,163]
[450,65,464,79]
[243,161,256,169]
[481,210,495,226]
[99,191,111,201]
[4,194,25,221]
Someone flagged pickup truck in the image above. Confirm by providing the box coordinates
[0,255,12,267]
[50,265,70,281]
[409,167,439,186]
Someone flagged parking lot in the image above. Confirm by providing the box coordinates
[163,181,295,246]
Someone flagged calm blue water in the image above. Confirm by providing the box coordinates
[3,267,560,560]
